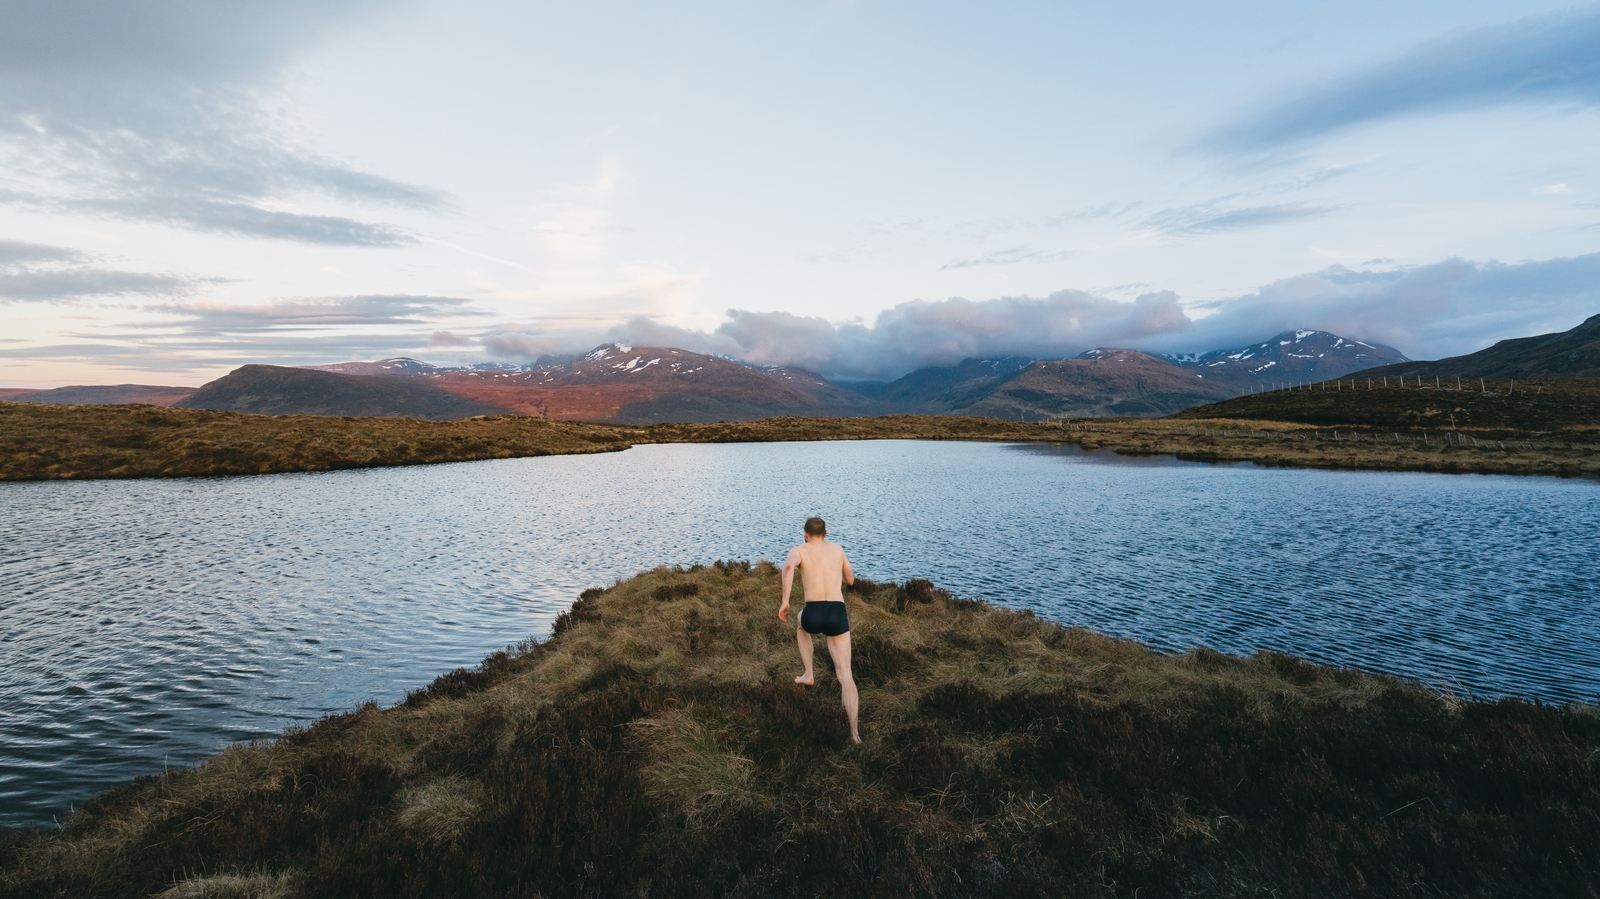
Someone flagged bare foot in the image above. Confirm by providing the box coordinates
[794,672,814,685]
[851,732,862,744]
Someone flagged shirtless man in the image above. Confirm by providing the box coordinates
[777,517,860,744]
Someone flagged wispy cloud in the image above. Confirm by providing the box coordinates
[0,2,445,245]
[940,247,1078,270]
[147,296,485,333]
[1204,9,1600,151]
[1144,202,1337,236]
[1039,203,1141,228]
[0,238,83,266]
[3,294,487,372]
[0,238,209,301]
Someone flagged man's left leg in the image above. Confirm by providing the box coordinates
[795,626,815,685]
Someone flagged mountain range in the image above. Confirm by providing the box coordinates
[16,317,1600,422]
[152,330,1403,422]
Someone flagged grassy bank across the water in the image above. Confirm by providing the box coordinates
[5,565,1597,898]
[0,403,1067,481]
[4,400,1598,481]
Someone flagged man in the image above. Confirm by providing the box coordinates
[777,516,860,744]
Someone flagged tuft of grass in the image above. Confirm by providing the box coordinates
[4,565,1598,897]
[155,871,296,899]
[393,776,479,845]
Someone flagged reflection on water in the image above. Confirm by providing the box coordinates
[1,441,1597,825]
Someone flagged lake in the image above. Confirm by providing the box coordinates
[2,440,1597,827]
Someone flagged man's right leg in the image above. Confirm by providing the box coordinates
[824,633,860,744]
[795,627,815,685]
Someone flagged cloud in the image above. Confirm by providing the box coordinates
[0,268,201,302]
[483,291,1194,381]
[0,2,444,245]
[481,251,1600,379]
[69,196,421,247]
[429,330,474,348]
[2,294,488,372]
[0,1,379,82]
[0,238,208,301]
[1144,202,1337,236]
[1039,203,1141,227]
[147,295,483,333]
[0,333,451,371]
[1205,9,1600,150]
[0,238,84,266]
[940,247,1078,270]
[1138,253,1600,359]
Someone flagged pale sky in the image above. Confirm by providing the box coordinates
[3,0,1599,385]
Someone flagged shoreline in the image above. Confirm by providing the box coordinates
[5,565,1597,897]
[3,400,1596,482]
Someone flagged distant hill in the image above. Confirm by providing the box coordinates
[1172,378,1600,434]
[843,357,1034,414]
[911,332,1403,421]
[1171,330,1407,387]
[953,349,1235,420]
[174,365,505,419]
[2,384,197,406]
[424,345,884,424]
[1175,315,1600,432]
[1352,313,1600,381]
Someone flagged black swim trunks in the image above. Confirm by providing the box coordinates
[799,600,850,637]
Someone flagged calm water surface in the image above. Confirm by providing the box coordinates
[2,441,1597,826]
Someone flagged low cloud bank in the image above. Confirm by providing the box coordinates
[1145,253,1600,360]
[483,253,1600,381]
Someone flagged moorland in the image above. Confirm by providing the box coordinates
[4,564,1596,898]
[3,376,1597,482]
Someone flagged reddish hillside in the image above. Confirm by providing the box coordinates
[428,345,881,423]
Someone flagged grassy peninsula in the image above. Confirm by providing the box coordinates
[2,392,1597,482]
[5,565,1597,898]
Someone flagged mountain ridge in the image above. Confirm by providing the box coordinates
[7,327,1445,422]
[1351,313,1600,381]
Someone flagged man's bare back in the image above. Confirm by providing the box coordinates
[786,540,853,603]
[777,517,860,743]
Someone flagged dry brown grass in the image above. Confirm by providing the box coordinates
[0,402,634,479]
[5,565,1597,898]
[2,400,1595,482]
[1055,416,1600,477]
[0,404,1069,481]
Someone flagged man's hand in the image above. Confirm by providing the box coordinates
[778,601,790,623]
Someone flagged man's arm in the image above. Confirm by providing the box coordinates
[779,548,799,622]
[842,553,855,587]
